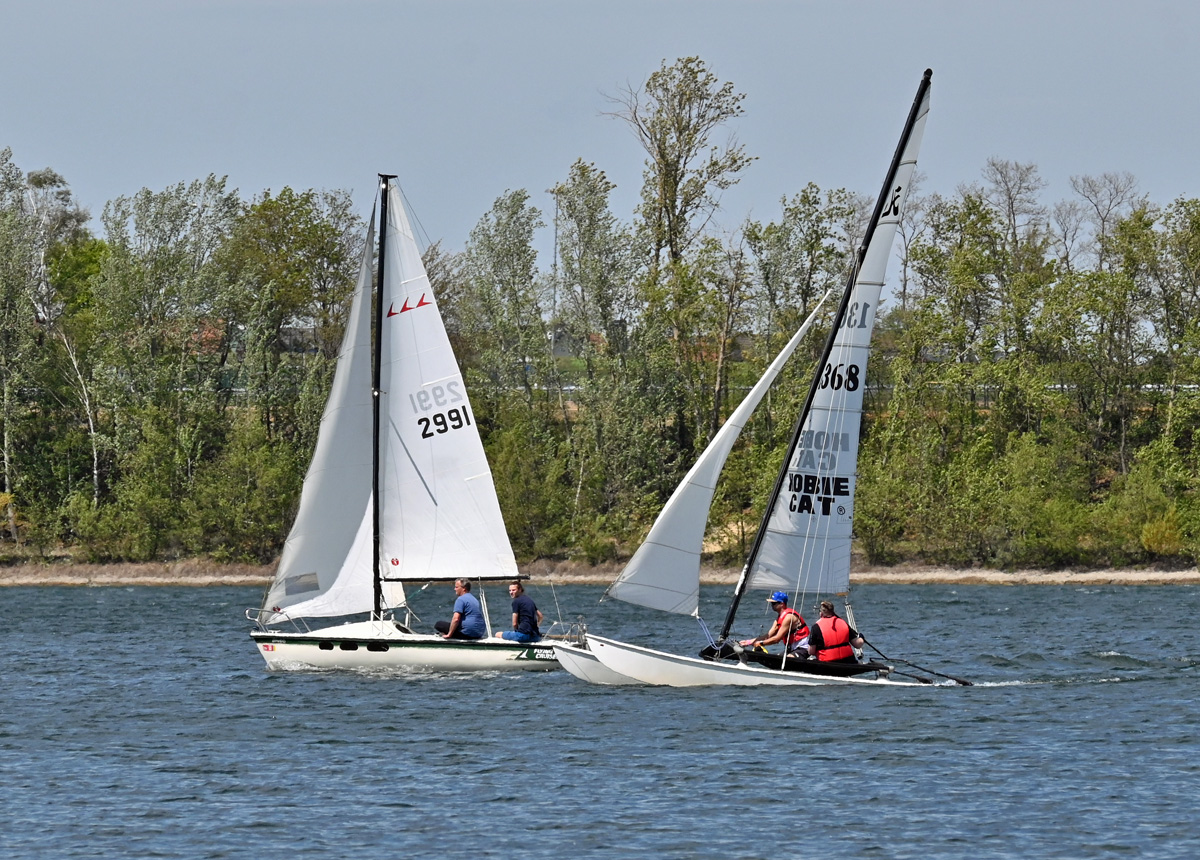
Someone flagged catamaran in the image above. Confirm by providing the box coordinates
[551,291,834,685]
[248,176,559,672]
[557,70,961,687]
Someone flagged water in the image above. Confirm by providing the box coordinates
[2,583,1197,859]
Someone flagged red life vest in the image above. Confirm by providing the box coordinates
[778,607,809,648]
[815,615,854,662]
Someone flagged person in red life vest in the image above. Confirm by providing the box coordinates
[806,599,864,663]
[740,591,809,655]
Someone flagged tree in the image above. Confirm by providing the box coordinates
[0,149,35,542]
[216,186,364,443]
[548,160,638,540]
[77,176,241,557]
[460,189,548,409]
[610,56,754,274]
[0,153,93,543]
[23,170,98,516]
[1071,171,1145,272]
[744,183,859,434]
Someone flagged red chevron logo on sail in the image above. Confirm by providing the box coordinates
[386,294,432,316]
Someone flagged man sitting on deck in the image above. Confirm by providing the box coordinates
[807,600,864,663]
[498,580,543,643]
[435,579,487,640]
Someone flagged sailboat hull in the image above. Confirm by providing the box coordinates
[587,634,920,687]
[552,642,642,685]
[251,621,558,672]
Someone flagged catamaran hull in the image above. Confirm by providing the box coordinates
[587,634,918,687]
[552,642,642,685]
[251,621,558,672]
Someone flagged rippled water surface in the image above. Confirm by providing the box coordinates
[2,583,1198,859]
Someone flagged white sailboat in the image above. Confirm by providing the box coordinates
[550,290,833,684]
[248,176,558,672]
[566,70,943,688]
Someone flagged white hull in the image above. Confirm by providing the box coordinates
[251,620,558,672]
[552,641,642,685]
[587,634,916,687]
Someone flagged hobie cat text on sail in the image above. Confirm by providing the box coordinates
[785,472,850,515]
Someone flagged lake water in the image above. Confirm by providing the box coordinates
[1,582,1197,859]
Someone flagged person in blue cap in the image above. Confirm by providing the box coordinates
[740,591,809,655]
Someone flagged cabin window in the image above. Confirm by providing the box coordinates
[283,572,320,596]
[339,642,359,651]
[367,642,389,652]
[318,641,334,650]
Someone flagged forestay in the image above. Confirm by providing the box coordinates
[746,82,932,596]
[606,293,833,615]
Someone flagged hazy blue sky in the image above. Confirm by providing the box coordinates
[6,0,1198,262]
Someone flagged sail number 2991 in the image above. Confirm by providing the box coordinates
[408,382,473,439]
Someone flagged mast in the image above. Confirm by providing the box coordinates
[372,174,396,619]
[716,69,932,643]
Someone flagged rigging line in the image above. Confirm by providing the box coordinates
[724,71,929,641]
[389,414,438,505]
[395,180,434,254]
[862,636,974,686]
[547,579,563,625]
[791,341,849,602]
[786,212,871,603]
[793,224,882,604]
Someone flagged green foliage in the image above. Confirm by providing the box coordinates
[485,398,573,560]
[615,56,754,270]
[179,414,301,562]
[71,408,182,561]
[6,63,1200,574]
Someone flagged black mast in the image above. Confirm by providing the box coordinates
[372,174,397,619]
[715,70,932,644]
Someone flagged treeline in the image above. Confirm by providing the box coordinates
[2,57,1198,570]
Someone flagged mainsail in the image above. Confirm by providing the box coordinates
[745,73,932,598]
[605,292,833,616]
[377,184,518,583]
[261,181,518,625]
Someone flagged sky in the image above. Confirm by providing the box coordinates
[6,0,1200,268]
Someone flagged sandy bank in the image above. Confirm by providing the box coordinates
[1,558,1198,587]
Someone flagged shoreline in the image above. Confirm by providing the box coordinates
[1,559,1198,587]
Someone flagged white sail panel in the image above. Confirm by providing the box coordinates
[608,293,832,615]
[262,221,377,620]
[377,186,519,582]
[747,84,931,597]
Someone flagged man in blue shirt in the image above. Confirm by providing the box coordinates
[498,580,543,642]
[435,579,487,640]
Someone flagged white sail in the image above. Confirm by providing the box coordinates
[262,220,377,621]
[260,182,520,626]
[747,82,932,596]
[607,293,833,615]
[377,185,519,582]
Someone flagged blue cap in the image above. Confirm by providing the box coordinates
[768,591,789,604]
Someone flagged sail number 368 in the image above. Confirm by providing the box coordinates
[819,362,860,391]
